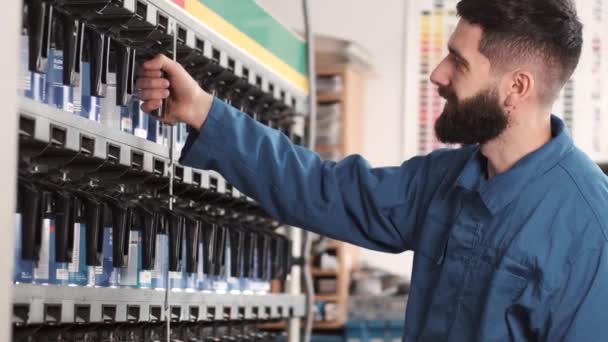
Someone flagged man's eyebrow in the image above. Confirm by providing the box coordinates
[448,46,470,67]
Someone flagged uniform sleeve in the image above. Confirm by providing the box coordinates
[180,98,438,253]
[545,244,608,341]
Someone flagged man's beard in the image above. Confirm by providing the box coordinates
[434,85,509,145]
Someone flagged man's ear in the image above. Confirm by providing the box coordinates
[502,69,534,111]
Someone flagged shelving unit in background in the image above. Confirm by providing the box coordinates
[310,239,360,330]
[315,64,365,161]
[311,36,370,331]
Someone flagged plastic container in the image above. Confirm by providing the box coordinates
[151,215,169,290]
[345,320,404,342]
[197,219,215,292]
[32,190,71,286]
[67,222,88,286]
[183,217,200,292]
[226,225,245,293]
[13,213,34,284]
[210,225,229,293]
[316,75,343,93]
[120,101,134,134]
[89,225,119,288]
[81,28,108,122]
[99,71,122,130]
[118,228,141,288]
[147,115,166,145]
[46,47,75,113]
[133,104,149,139]
[249,232,271,294]
[106,203,134,288]
[168,214,186,291]
[18,34,34,98]
[14,181,38,284]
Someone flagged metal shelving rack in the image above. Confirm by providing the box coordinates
[13,284,305,325]
[9,0,310,340]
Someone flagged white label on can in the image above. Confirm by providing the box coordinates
[213,281,228,291]
[139,271,152,285]
[152,236,164,279]
[56,268,69,281]
[68,223,81,272]
[134,128,148,139]
[197,242,205,279]
[34,219,51,280]
[120,231,139,286]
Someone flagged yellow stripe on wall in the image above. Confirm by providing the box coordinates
[184,0,309,93]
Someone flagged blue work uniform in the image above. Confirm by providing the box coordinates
[180,98,608,341]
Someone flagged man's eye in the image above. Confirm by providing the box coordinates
[451,57,465,70]
[449,54,460,65]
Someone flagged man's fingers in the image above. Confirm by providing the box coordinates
[137,89,170,101]
[136,69,163,79]
[159,116,177,126]
[141,54,180,75]
[136,77,170,90]
[140,99,163,113]
[141,54,169,70]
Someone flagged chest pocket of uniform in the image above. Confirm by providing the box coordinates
[471,256,531,341]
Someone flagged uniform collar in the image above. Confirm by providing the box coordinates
[455,115,574,215]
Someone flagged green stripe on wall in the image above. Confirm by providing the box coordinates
[199,0,308,75]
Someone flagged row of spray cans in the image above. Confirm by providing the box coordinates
[14,179,291,293]
[17,0,192,149]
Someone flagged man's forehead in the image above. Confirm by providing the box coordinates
[449,19,484,56]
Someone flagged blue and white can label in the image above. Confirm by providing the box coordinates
[89,227,119,287]
[46,49,74,113]
[151,234,169,290]
[68,223,88,286]
[118,230,141,288]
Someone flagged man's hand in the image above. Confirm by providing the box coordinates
[136,54,214,130]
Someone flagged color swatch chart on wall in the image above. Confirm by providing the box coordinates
[416,0,459,155]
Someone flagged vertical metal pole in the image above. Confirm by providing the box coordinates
[287,227,302,342]
[304,0,317,150]
[164,22,178,342]
[0,0,21,340]
[299,1,317,341]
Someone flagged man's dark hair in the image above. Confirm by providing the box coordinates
[457,0,583,103]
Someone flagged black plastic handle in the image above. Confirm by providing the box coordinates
[200,219,214,276]
[26,0,52,73]
[74,21,84,80]
[87,28,107,97]
[184,216,200,274]
[227,226,244,278]
[168,212,184,272]
[109,202,130,268]
[84,196,104,266]
[60,14,79,86]
[270,234,284,280]
[127,48,136,96]
[213,225,227,276]
[19,181,41,261]
[283,238,293,281]
[139,206,157,270]
[244,231,257,278]
[116,43,131,106]
[54,190,73,263]
[257,233,272,280]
